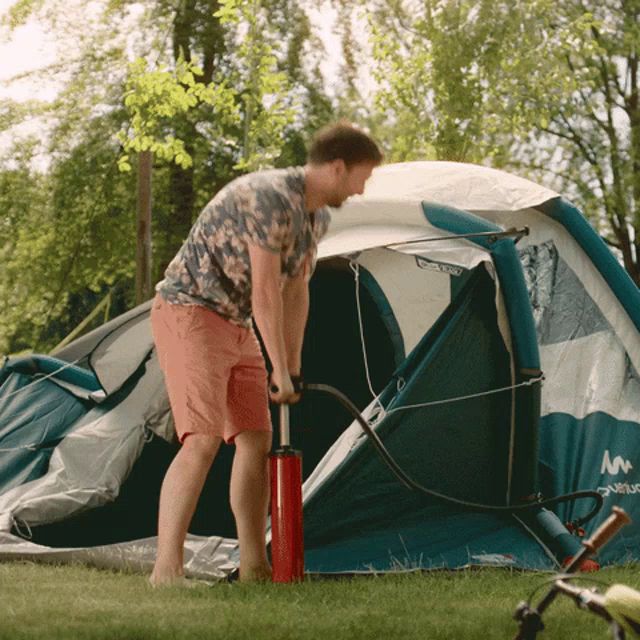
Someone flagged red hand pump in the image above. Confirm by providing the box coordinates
[270,403,304,582]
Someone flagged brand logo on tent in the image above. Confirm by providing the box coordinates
[597,483,640,498]
[601,450,633,476]
[415,256,464,277]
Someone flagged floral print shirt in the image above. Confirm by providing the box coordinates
[155,167,331,328]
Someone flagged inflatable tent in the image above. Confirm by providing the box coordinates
[1,161,639,577]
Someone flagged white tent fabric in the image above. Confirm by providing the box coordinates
[325,161,559,238]
[358,162,558,211]
[324,162,639,426]
[356,249,451,356]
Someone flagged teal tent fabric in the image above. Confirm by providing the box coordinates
[538,198,640,332]
[305,511,555,572]
[301,268,550,571]
[520,217,640,564]
[539,413,640,564]
[0,371,89,494]
[2,355,102,392]
[422,202,541,499]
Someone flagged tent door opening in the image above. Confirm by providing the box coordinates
[291,257,398,480]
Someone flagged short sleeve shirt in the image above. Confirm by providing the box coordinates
[155,167,331,328]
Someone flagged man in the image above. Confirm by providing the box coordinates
[149,121,383,585]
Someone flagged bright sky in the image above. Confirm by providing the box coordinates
[0,0,61,101]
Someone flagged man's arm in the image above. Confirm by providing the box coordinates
[282,261,310,377]
[248,242,294,403]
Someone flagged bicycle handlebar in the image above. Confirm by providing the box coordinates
[563,507,631,574]
[513,507,633,640]
[549,581,640,639]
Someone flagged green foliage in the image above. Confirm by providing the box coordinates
[118,57,240,171]
[117,0,302,175]
[367,0,600,162]
[0,0,45,28]
[0,143,51,354]
[502,1,640,282]
[362,0,640,282]
[0,125,139,354]
[215,0,298,172]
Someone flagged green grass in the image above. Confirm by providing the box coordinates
[2,561,640,639]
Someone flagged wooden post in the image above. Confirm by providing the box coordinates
[136,150,153,305]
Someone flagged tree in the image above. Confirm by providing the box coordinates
[363,0,640,283]
[365,1,593,160]
[513,0,640,284]
[0,0,336,354]
[0,0,163,353]
[0,122,138,354]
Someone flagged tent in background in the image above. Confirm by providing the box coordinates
[1,161,639,577]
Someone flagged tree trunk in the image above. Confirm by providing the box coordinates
[136,150,153,304]
[161,123,197,270]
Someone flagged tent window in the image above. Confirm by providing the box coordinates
[520,241,610,345]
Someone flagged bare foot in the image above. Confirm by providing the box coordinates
[148,567,185,588]
[148,574,211,589]
[239,563,272,583]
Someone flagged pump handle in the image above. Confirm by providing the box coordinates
[279,403,290,448]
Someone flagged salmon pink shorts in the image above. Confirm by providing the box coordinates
[150,293,272,444]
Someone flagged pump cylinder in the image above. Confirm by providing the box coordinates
[270,448,304,582]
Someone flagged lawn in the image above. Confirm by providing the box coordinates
[2,561,640,639]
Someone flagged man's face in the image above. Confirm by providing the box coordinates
[327,161,376,208]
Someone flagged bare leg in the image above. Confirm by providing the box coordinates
[150,433,222,586]
[230,430,272,582]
